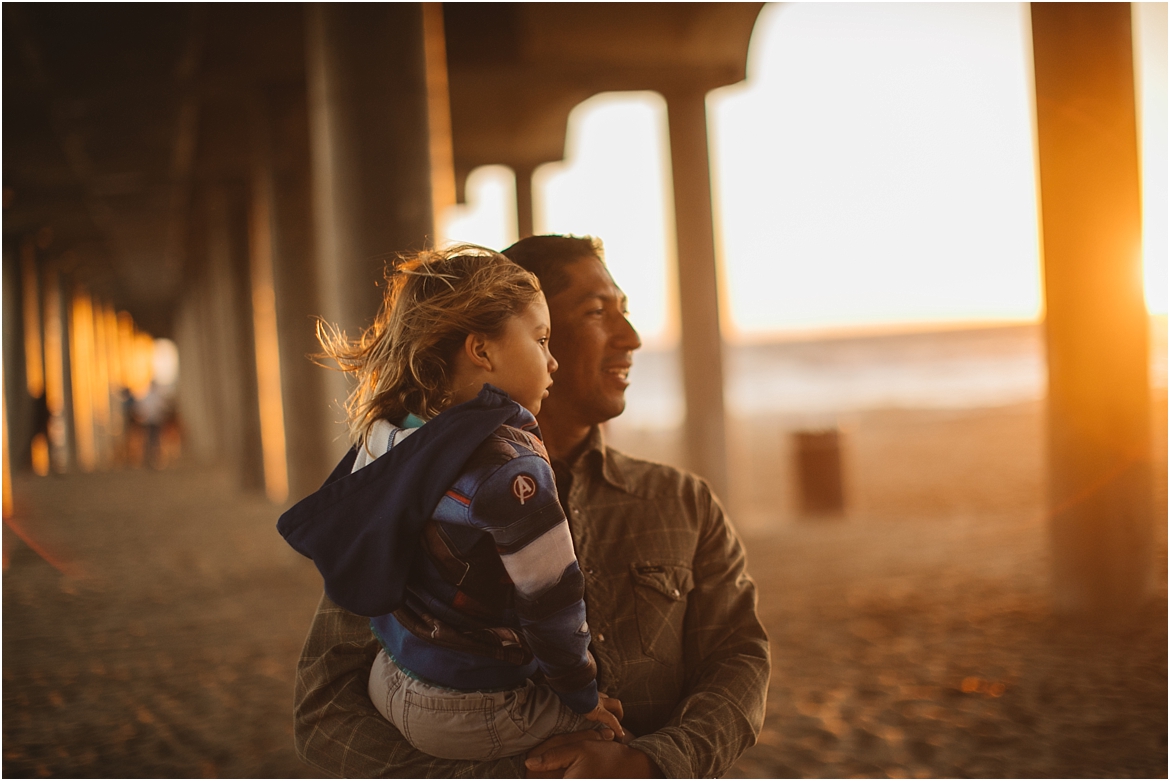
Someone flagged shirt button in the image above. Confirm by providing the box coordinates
[596,633,605,642]
[671,588,680,598]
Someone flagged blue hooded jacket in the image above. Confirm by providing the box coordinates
[277,384,598,713]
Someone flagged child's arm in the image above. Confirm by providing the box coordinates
[475,453,604,718]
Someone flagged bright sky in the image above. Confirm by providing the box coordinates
[440,2,1168,345]
[442,164,519,255]
[1134,1,1168,314]
[535,95,678,345]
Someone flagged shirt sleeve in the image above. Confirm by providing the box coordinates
[293,593,527,778]
[625,482,772,778]
[472,454,599,714]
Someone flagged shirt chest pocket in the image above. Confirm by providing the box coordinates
[629,563,694,664]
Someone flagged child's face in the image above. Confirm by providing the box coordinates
[486,294,559,415]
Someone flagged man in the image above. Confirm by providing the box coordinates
[293,235,770,777]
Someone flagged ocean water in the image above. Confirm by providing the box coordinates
[615,320,1168,431]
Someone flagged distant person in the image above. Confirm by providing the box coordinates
[132,381,170,469]
[290,235,770,778]
[29,390,51,473]
[278,246,625,762]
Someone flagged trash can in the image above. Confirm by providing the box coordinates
[793,429,845,516]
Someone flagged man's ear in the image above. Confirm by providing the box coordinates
[463,332,493,372]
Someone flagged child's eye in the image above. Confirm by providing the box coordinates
[538,337,548,346]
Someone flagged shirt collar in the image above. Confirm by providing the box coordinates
[557,425,634,495]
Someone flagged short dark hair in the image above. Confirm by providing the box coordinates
[501,235,604,299]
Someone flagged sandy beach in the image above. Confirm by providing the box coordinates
[3,392,1166,777]
[724,400,1168,778]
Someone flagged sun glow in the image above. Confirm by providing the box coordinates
[438,3,1167,341]
[534,93,678,348]
[1134,2,1168,315]
[441,165,519,254]
[711,3,1046,336]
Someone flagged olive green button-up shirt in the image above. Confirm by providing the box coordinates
[293,427,770,778]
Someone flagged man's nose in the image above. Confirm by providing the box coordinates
[613,315,642,351]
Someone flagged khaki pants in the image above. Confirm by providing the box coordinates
[368,649,601,761]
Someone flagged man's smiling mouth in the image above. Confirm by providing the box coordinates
[605,364,631,381]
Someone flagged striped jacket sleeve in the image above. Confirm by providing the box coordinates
[471,453,598,713]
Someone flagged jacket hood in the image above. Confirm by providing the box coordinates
[276,384,535,617]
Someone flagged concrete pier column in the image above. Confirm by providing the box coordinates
[1031,3,1152,615]
[203,185,266,491]
[2,240,32,470]
[305,3,435,461]
[247,101,291,504]
[664,89,729,503]
[423,2,456,235]
[514,164,536,240]
[173,276,217,465]
[174,197,222,467]
[42,263,72,473]
[251,87,332,501]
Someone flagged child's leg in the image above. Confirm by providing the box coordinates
[497,678,611,747]
[367,651,608,761]
[367,648,405,724]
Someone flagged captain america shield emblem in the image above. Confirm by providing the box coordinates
[511,474,537,505]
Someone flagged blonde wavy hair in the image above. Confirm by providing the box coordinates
[317,245,542,447]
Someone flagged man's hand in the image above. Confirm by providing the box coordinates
[524,731,606,779]
[525,733,661,779]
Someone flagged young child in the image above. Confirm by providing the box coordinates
[277,246,623,761]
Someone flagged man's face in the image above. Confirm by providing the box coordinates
[541,256,641,429]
